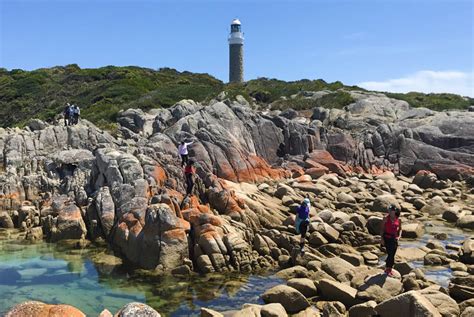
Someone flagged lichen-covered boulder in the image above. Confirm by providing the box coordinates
[5,301,85,317]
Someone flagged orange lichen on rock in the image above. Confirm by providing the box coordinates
[162,228,187,241]
[167,189,184,201]
[178,218,191,231]
[0,191,23,211]
[208,188,244,216]
[197,204,211,214]
[57,204,82,221]
[181,208,200,222]
[305,166,329,179]
[215,154,289,183]
[246,155,289,182]
[119,212,143,236]
[306,150,349,177]
[5,301,85,317]
[285,161,305,178]
[153,165,167,185]
[294,175,313,183]
[0,192,20,200]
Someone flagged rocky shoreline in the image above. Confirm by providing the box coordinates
[0,91,473,316]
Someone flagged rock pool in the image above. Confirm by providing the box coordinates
[0,229,283,316]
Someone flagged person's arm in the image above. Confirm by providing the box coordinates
[186,141,194,146]
[397,220,402,240]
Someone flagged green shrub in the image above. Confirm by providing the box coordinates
[386,92,473,111]
[0,65,470,131]
[271,91,355,111]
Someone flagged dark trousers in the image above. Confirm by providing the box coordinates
[384,237,398,268]
[181,154,189,167]
[185,173,194,195]
[299,220,309,239]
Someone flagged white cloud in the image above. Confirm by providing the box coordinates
[358,70,474,97]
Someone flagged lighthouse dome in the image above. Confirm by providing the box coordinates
[231,19,241,25]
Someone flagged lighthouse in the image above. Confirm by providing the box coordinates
[228,19,244,83]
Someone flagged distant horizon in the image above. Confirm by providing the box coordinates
[1,0,472,96]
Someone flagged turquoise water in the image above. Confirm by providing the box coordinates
[0,229,283,316]
[398,220,469,288]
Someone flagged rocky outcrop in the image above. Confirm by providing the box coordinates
[375,291,442,317]
[0,92,473,275]
[262,284,310,314]
[115,302,161,317]
[112,203,188,270]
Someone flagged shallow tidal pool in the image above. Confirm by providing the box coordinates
[0,229,283,316]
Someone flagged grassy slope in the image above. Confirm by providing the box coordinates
[1,65,472,129]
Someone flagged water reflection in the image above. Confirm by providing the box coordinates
[396,220,468,288]
[0,229,282,316]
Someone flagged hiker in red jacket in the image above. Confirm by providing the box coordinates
[184,160,195,196]
[380,205,402,276]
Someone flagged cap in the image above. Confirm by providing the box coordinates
[303,198,310,205]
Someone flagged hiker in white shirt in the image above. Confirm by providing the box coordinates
[178,140,193,167]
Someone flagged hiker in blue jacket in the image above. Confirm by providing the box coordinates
[295,197,311,253]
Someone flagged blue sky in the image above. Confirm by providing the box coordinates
[1,0,473,96]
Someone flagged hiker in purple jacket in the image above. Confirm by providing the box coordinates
[295,198,311,253]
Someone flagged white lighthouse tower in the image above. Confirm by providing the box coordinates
[228,19,244,83]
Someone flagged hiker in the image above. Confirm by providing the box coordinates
[72,105,80,125]
[178,140,193,167]
[295,198,311,254]
[184,160,195,196]
[63,103,72,126]
[380,204,402,276]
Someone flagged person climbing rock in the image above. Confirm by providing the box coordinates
[72,104,80,125]
[380,204,402,277]
[63,103,72,126]
[295,197,311,254]
[178,140,193,167]
[184,160,195,196]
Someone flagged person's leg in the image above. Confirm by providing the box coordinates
[181,154,188,167]
[185,174,191,195]
[188,176,194,195]
[186,174,194,195]
[299,220,308,252]
[391,239,399,269]
[385,238,396,270]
